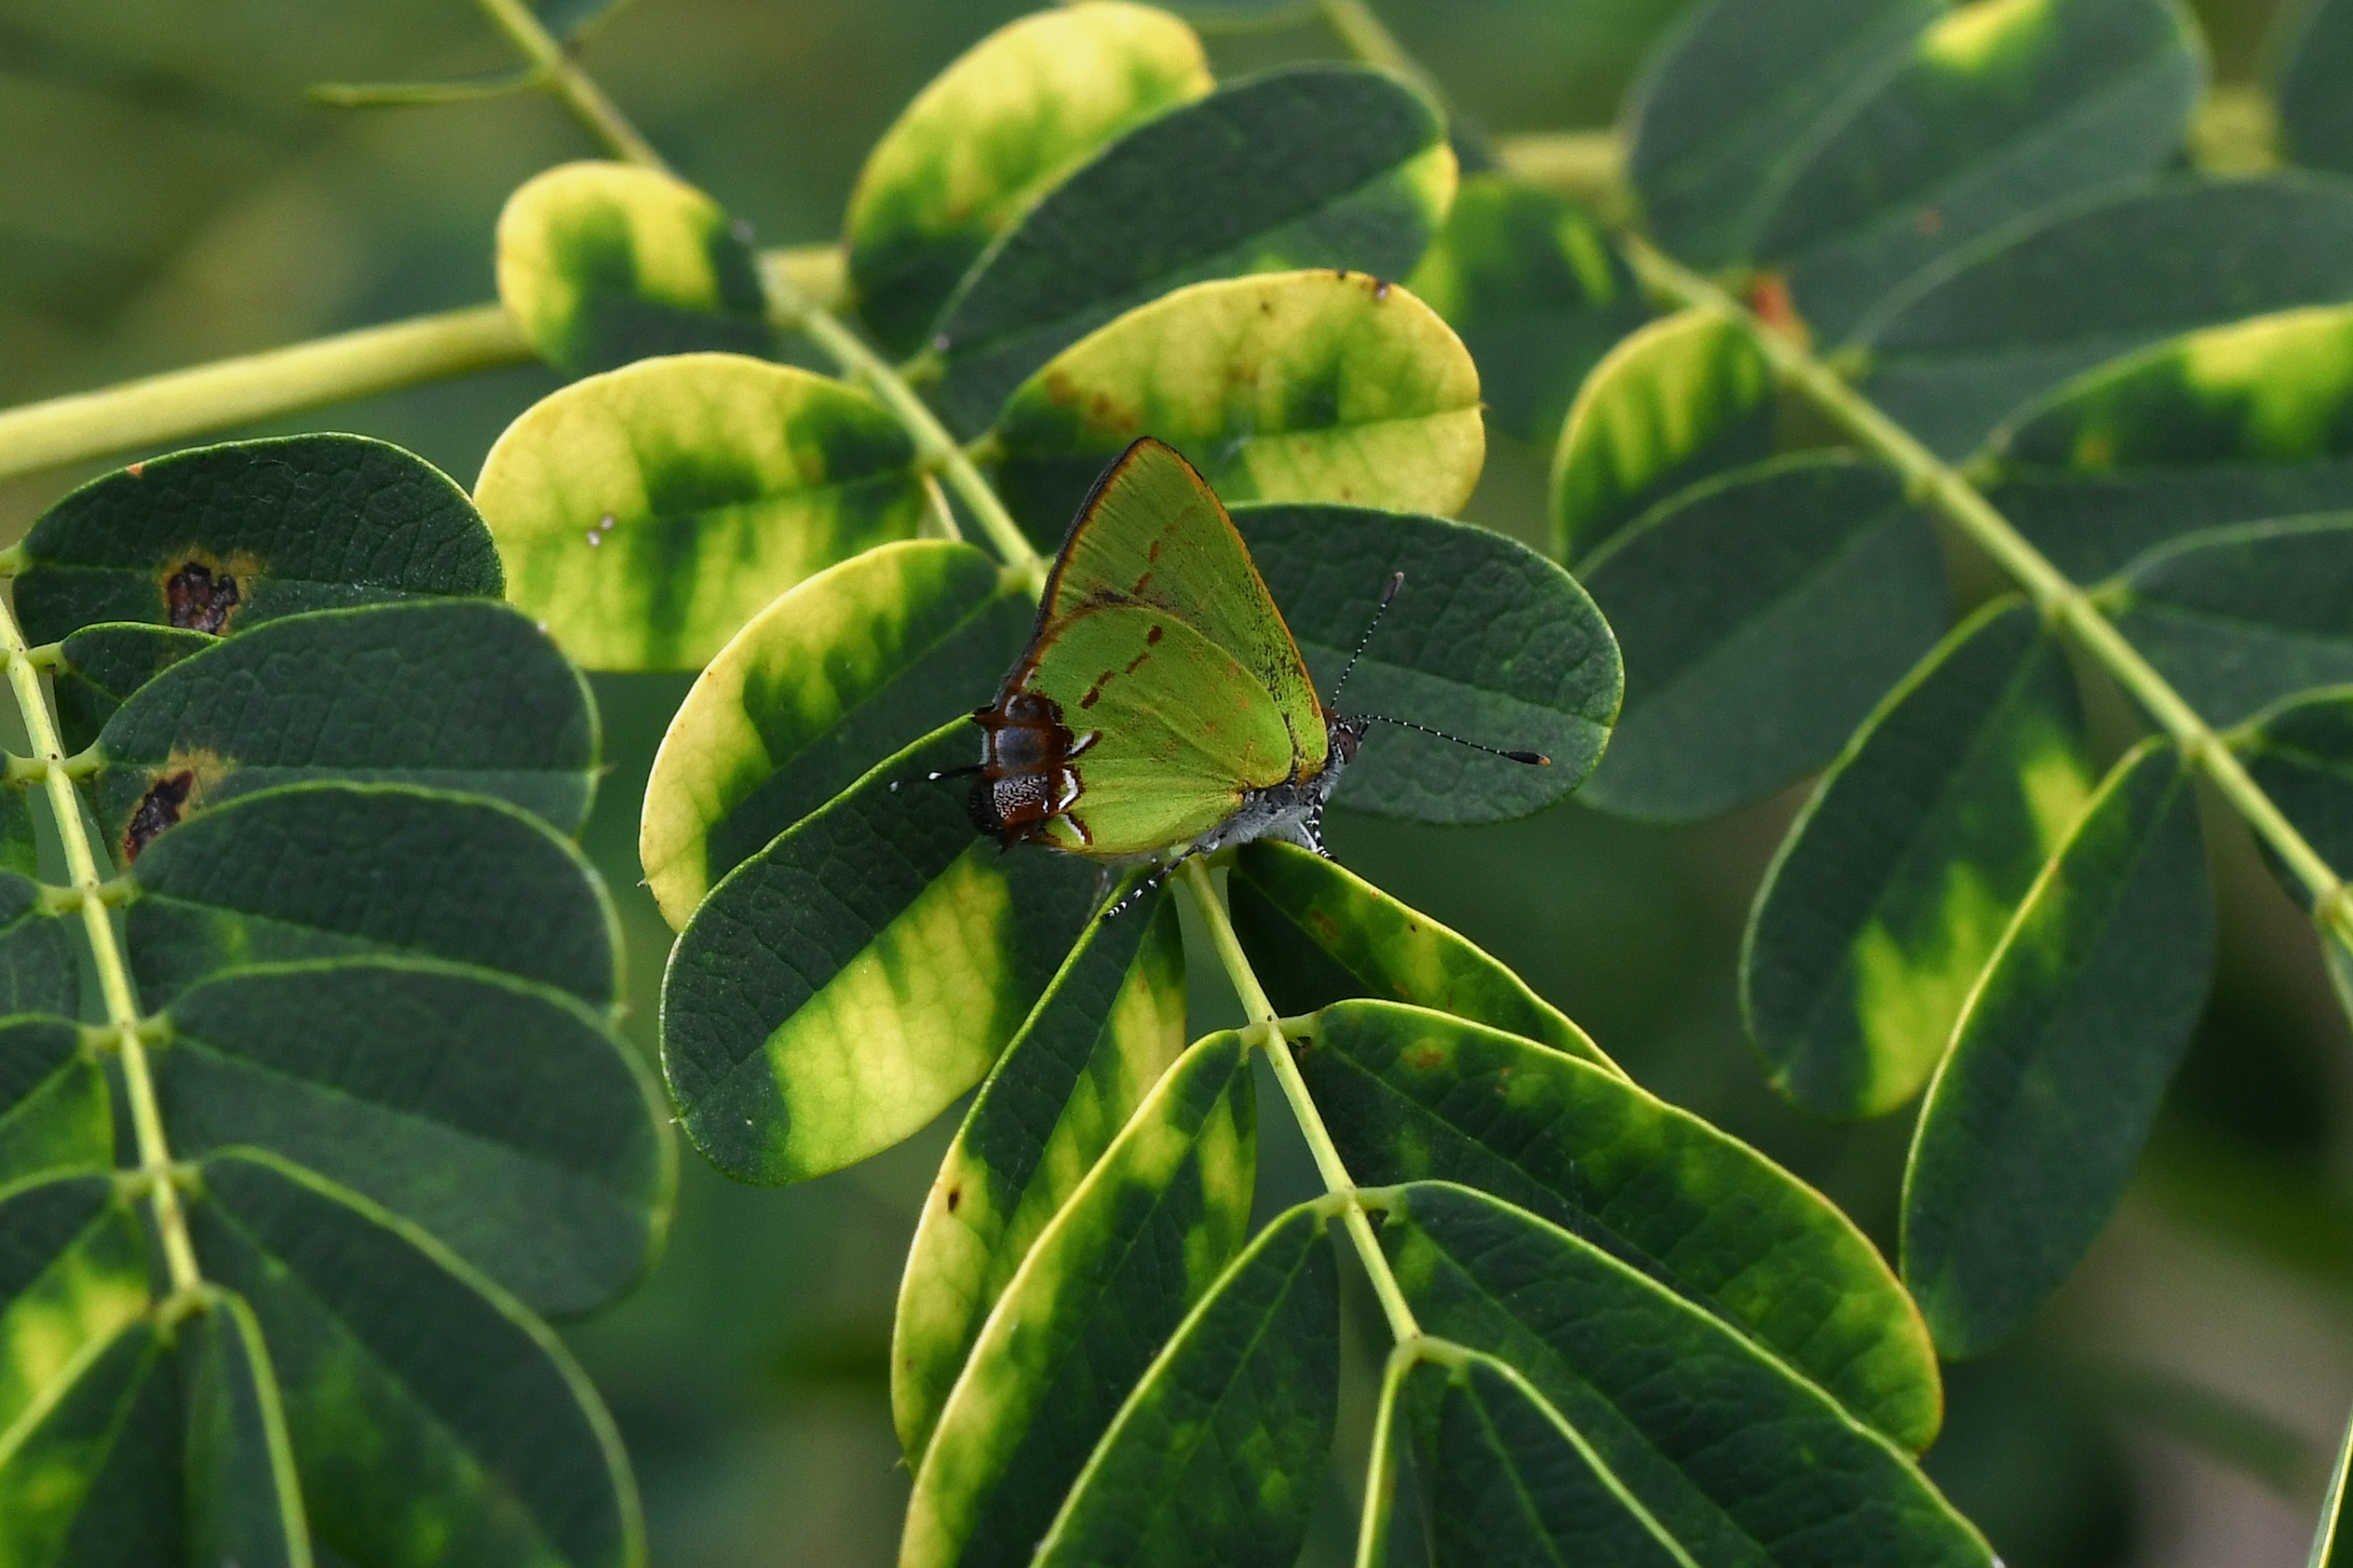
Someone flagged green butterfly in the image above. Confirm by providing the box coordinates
[959,439,1543,890]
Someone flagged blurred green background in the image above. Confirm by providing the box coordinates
[4,2,2349,1563]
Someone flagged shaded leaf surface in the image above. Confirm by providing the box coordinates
[1987,459,2353,584]
[15,435,502,647]
[2276,0,2353,177]
[180,1289,310,1568]
[661,723,1100,1185]
[0,1317,182,1568]
[989,271,1484,543]
[2235,688,2353,893]
[930,64,1455,431]
[1744,600,2096,1117]
[641,540,1032,928]
[1238,503,1622,821]
[0,877,80,1021]
[54,624,211,755]
[1578,454,1950,822]
[0,1173,150,1438]
[0,1020,108,1186]
[1903,742,2215,1357]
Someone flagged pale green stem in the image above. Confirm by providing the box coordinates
[1317,0,1445,105]
[1353,1339,1417,1568]
[0,593,197,1293]
[1493,131,1628,216]
[1618,233,2353,960]
[474,0,672,172]
[1177,858,1421,1342]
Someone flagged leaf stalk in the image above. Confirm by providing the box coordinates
[473,0,672,172]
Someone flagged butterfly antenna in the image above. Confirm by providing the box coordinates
[1356,713,1549,766]
[1327,570,1406,707]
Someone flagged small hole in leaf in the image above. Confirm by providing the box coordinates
[165,562,241,634]
[124,770,195,861]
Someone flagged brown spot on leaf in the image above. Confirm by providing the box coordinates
[1145,624,1162,646]
[123,770,195,861]
[1744,272,1813,350]
[1406,1044,1445,1072]
[126,462,145,478]
[1307,909,1341,944]
[945,1185,961,1213]
[1913,206,1944,236]
[165,561,241,634]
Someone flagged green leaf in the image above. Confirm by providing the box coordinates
[155,957,670,1317]
[496,161,769,376]
[1405,172,1650,441]
[1235,502,1622,821]
[1635,0,2201,341]
[2276,0,2353,177]
[0,1021,109,1186]
[2315,1388,2353,1567]
[1228,840,1612,1069]
[1744,600,2097,1117]
[660,722,1100,1185]
[2100,514,2353,726]
[1549,309,1775,565]
[14,435,503,648]
[0,879,80,1021]
[1857,176,2353,457]
[187,1149,641,1568]
[1404,1353,1693,1567]
[2234,686,2353,893]
[0,1172,149,1439]
[1577,453,1950,822]
[182,1289,311,1568]
[1902,740,2215,1357]
[1300,1000,1942,1450]
[0,1316,181,1567]
[1381,1182,1993,1565]
[987,271,1485,542]
[843,2,1213,356]
[54,625,211,756]
[1986,456,2353,584]
[894,892,1186,1460]
[125,781,620,1011]
[900,1030,1255,1568]
[475,352,928,672]
[1031,1203,1337,1567]
[90,601,600,856]
[930,63,1457,432]
[640,539,1032,928]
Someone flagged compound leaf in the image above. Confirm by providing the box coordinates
[989,271,1483,541]
[155,958,671,1318]
[496,161,769,376]
[1229,840,1609,1069]
[1301,1001,1941,1450]
[181,1288,310,1568]
[894,892,1185,1461]
[14,436,501,647]
[475,352,927,671]
[0,1021,109,1186]
[844,2,1212,355]
[1549,309,1775,566]
[930,63,1456,431]
[1237,503,1622,821]
[901,1031,1255,1568]
[660,722,1100,1185]
[1902,741,2215,1357]
[1032,1203,1338,1568]
[1383,1182,1993,1565]
[90,600,599,852]
[641,539,1032,928]
[1744,600,2097,1117]
[124,782,620,1011]
[1577,454,1950,822]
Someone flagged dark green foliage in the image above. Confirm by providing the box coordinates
[54,624,212,754]
[2275,0,2353,175]
[0,1020,109,1181]
[2235,688,2353,890]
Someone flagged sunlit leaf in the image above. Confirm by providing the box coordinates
[641,539,1031,928]
[1228,840,1612,1068]
[1903,740,2214,1357]
[1857,176,2353,457]
[475,352,928,671]
[0,1172,149,1438]
[1032,1203,1337,1567]
[1303,1001,1942,1449]
[0,1021,109,1186]
[1549,309,1774,565]
[989,271,1484,540]
[1744,600,2096,1117]
[1406,172,1649,441]
[1577,453,1949,822]
[14,435,502,648]
[1237,502,1621,821]
[2275,0,2353,177]
[182,1289,311,1568]
[844,2,1212,355]
[930,63,1457,431]
[1381,1182,1993,1564]
[90,601,599,853]
[901,1031,1255,1568]
[54,625,210,755]
[661,723,1099,1185]
[155,957,670,1317]
[187,1150,641,1568]
[0,1316,179,1566]
[125,781,621,1010]
[496,161,769,376]
[894,892,1185,1460]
